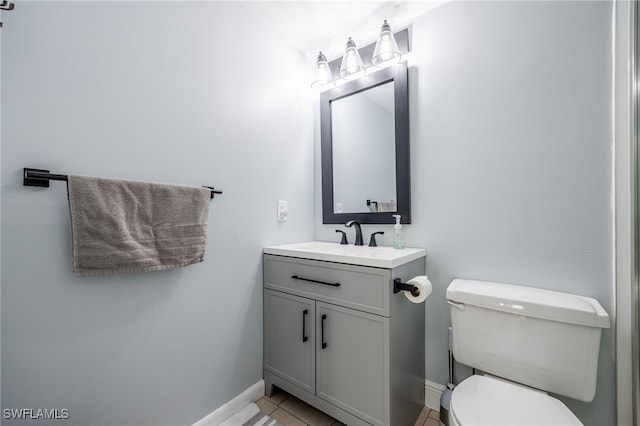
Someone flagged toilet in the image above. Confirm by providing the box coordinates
[446,279,610,426]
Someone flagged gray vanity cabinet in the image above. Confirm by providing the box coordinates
[263,253,426,426]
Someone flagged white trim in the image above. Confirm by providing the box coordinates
[220,403,261,426]
[193,380,265,426]
[614,1,636,425]
[425,379,445,412]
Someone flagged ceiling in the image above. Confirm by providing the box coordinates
[239,1,447,61]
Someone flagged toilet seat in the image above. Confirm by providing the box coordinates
[450,375,583,426]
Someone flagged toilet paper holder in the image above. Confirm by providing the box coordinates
[393,278,421,297]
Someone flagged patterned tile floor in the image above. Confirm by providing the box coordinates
[256,388,440,426]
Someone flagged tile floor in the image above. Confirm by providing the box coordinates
[256,387,440,426]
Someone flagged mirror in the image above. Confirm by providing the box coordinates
[332,82,396,214]
[321,62,410,224]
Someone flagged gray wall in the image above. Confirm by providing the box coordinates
[1,2,314,425]
[315,1,615,425]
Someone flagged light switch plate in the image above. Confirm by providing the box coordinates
[277,200,288,222]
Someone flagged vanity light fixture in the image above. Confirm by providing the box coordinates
[311,51,336,89]
[372,20,402,67]
[312,20,406,90]
[339,37,366,81]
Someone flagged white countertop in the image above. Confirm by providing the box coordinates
[263,241,426,269]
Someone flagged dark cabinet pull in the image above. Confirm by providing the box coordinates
[321,314,327,349]
[291,275,340,287]
[302,309,309,343]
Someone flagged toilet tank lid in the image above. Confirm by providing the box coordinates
[447,279,610,328]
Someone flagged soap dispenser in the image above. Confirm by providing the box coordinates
[392,214,405,250]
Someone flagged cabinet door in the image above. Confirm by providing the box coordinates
[264,290,315,393]
[316,302,389,426]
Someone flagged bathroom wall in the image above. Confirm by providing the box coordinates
[1,2,314,425]
[315,1,615,425]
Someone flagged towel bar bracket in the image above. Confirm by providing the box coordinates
[24,168,54,187]
[203,186,223,199]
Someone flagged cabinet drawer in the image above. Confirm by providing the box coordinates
[264,255,390,316]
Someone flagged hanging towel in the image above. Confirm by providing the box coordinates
[377,201,397,212]
[67,175,210,277]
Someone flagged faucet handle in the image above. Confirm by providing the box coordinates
[335,230,348,245]
[368,231,384,247]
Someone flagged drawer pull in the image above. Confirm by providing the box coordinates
[291,275,341,287]
[321,314,327,349]
[302,309,309,343]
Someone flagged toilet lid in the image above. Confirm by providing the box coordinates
[450,375,583,426]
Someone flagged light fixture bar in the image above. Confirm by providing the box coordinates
[311,27,410,90]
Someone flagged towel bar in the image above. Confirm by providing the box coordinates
[23,168,223,199]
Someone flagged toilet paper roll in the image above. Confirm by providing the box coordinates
[404,276,432,304]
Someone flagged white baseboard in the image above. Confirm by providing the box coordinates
[193,378,444,423]
[425,379,445,411]
[193,380,265,426]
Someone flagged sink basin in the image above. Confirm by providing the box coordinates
[263,241,426,268]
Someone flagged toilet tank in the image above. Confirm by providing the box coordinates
[446,279,610,402]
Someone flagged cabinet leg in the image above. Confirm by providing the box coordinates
[264,377,275,397]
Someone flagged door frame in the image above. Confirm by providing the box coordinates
[615,1,638,424]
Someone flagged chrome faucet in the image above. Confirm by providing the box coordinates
[345,220,364,246]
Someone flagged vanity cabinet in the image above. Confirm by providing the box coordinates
[263,252,426,426]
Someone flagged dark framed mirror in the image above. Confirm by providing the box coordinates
[321,61,410,224]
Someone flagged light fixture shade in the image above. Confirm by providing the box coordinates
[339,37,365,80]
[311,51,335,89]
[372,20,401,68]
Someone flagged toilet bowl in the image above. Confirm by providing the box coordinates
[449,375,581,426]
[446,279,610,426]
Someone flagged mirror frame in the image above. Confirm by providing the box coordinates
[321,62,410,224]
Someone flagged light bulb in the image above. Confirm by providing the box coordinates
[372,20,401,68]
[339,37,365,81]
[311,51,335,89]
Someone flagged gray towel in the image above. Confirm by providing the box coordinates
[67,175,210,277]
